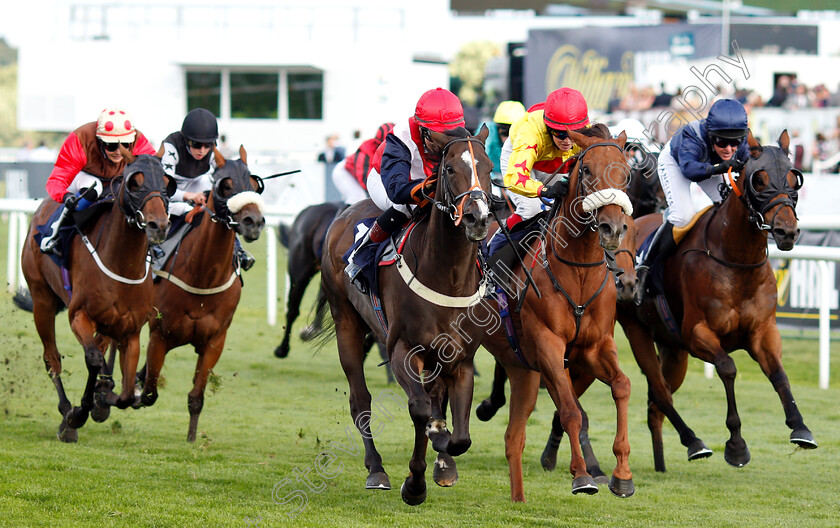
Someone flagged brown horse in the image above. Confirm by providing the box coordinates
[20,149,171,442]
[321,126,493,505]
[139,146,265,441]
[622,130,816,471]
[479,124,634,501]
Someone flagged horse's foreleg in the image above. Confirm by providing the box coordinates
[141,330,168,408]
[336,315,390,490]
[187,332,226,442]
[391,341,431,506]
[537,343,595,495]
[504,366,540,502]
[114,334,141,410]
[65,311,104,430]
[91,340,117,422]
[691,324,749,467]
[750,326,817,449]
[476,360,508,421]
[589,339,634,498]
[621,315,709,470]
[428,376,457,488]
[444,361,474,457]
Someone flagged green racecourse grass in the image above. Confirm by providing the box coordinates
[1,217,839,528]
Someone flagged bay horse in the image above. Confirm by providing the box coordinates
[477,124,635,501]
[622,129,816,471]
[139,146,265,442]
[274,201,343,359]
[20,149,171,442]
[320,126,493,505]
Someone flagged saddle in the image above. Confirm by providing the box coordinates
[34,199,115,270]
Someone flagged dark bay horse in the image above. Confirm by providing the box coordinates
[274,201,343,358]
[321,126,493,505]
[478,125,635,501]
[139,146,265,441]
[622,130,816,471]
[20,150,171,442]
[624,143,664,219]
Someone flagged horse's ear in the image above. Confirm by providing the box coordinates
[119,144,135,165]
[615,130,627,149]
[239,145,247,166]
[477,123,489,143]
[568,129,596,150]
[747,129,762,158]
[777,129,790,155]
[155,144,165,159]
[214,147,226,168]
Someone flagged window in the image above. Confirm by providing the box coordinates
[231,72,279,119]
[186,72,221,116]
[288,72,323,120]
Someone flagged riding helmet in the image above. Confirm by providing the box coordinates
[543,87,589,131]
[375,122,395,145]
[96,108,136,143]
[493,100,526,126]
[706,99,748,139]
[414,88,465,133]
[181,108,219,143]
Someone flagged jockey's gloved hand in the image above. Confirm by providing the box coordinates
[62,193,79,211]
[709,158,745,176]
[539,178,569,199]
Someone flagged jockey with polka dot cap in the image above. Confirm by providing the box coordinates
[498,87,589,230]
[40,107,156,256]
[634,98,751,305]
[346,88,465,283]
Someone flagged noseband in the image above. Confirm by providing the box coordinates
[424,137,491,226]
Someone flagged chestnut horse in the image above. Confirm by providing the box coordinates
[321,126,493,505]
[20,150,171,442]
[622,130,816,471]
[139,146,265,441]
[478,125,635,501]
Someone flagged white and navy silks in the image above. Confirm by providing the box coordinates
[658,120,749,228]
[160,131,216,216]
[366,120,429,217]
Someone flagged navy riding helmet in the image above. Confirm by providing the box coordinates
[181,108,219,143]
[706,99,748,140]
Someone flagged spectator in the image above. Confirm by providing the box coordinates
[766,75,791,107]
[318,134,345,163]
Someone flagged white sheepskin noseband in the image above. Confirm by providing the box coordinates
[581,189,633,216]
[226,191,265,214]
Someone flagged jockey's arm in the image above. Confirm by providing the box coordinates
[676,135,714,182]
[503,133,546,199]
[46,133,87,202]
[380,134,422,205]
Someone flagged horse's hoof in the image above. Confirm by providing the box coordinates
[90,405,111,423]
[274,344,289,358]
[299,325,321,342]
[724,440,751,468]
[65,407,89,429]
[608,476,635,498]
[400,479,427,506]
[475,400,499,422]
[571,475,599,495]
[687,439,714,461]
[365,472,391,490]
[433,454,458,487]
[588,465,609,485]
[57,418,78,443]
[540,448,558,472]
[790,429,818,449]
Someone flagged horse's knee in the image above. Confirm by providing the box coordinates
[715,355,737,380]
[408,399,431,425]
[611,375,631,402]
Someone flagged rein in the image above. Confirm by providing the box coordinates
[423,136,491,225]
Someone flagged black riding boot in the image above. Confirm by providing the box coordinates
[634,221,676,306]
[344,207,408,282]
[234,236,255,271]
[40,186,98,257]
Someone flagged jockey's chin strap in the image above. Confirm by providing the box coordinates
[422,136,491,225]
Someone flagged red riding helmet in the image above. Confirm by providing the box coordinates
[543,87,590,131]
[414,88,465,133]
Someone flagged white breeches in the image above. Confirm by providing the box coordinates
[658,140,724,227]
[331,163,368,205]
[366,168,411,216]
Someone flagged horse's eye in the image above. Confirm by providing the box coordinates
[749,172,766,194]
[790,170,804,190]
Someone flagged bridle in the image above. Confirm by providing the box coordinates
[423,136,491,226]
[113,158,170,229]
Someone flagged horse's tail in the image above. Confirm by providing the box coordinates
[12,287,34,313]
[277,222,290,249]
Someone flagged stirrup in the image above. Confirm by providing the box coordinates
[344,261,362,281]
[40,235,61,257]
[238,249,255,271]
[634,265,650,306]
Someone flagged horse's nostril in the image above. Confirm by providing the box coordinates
[147,221,158,231]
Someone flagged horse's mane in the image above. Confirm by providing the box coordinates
[579,123,611,139]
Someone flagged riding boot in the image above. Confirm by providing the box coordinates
[234,236,255,271]
[634,221,676,306]
[344,206,407,282]
[40,186,98,257]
